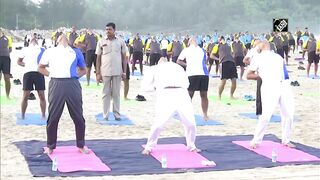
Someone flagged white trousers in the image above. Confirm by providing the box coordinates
[251,80,294,145]
[144,88,197,151]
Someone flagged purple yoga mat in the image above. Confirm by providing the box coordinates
[233,141,320,163]
[44,146,111,173]
[143,144,216,169]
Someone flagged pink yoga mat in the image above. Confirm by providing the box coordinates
[43,146,111,172]
[142,144,216,169]
[233,141,320,163]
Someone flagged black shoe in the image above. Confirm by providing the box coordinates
[291,81,300,86]
[13,79,21,85]
[298,66,305,70]
[28,93,36,100]
[135,94,146,101]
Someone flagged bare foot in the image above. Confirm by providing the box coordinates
[250,143,258,149]
[45,148,53,154]
[79,147,90,154]
[190,148,201,153]
[283,142,296,148]
[203,115,209,121]
[218,95,222,101]
[230,96,237,100]
[124,97,130,101]
[141,149,151,155]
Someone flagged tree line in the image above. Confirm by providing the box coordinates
[0,0,318,33]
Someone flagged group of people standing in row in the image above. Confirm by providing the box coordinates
[0,24,319,154]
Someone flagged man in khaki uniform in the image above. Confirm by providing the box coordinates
[95,23,128,120]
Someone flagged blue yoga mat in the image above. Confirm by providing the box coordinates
[239,113,298,123]
[132,71,142,77]
[95,113,134,125]
[298,74,320,79]
[14,134,320,177]
[210,74,220,78]
[78,76,97,83]
[174,114,223,126]
[16,113,47,126]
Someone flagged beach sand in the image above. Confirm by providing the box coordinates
[1,44,319,179]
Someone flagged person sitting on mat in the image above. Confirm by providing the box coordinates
[38,33,88,154]
[247,41,295,149]
[141,57,201,155]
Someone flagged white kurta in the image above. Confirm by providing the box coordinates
[142,61,197,151]
[248,50,294,145]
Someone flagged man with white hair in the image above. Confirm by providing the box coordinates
[38,33,88,154]
[247,41,295,149]
[142,57,200,155]
[177,37,209,120]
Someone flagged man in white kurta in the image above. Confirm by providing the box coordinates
[247,42,295,149]
[142,58,200,155]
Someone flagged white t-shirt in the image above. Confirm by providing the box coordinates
[245,46,259,61]
[19,45,45,73]
[161,39,169,49]
[178,45,208,76]
[248,50,286,84]
[39,45,86,78]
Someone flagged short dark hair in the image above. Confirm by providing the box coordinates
[106,22,116,30]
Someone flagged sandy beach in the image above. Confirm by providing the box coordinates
[0,43,319,180]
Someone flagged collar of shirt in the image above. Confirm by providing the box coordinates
[106,36,117,40]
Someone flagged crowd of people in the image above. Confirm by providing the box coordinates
[0,25,319,154]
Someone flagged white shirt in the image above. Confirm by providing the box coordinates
[245,46,259,61]
[178,45,208,76]
[39,45,86,78]
[19,45,45,73]
[161,39,169,49]
[142,62,189,91]
[248,50,286,84]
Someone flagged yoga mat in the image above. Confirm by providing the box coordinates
[173,114,223,126]
[43,146,111,172]
[79,76,97,83]
[209,95,252,106]
[120,99,139,106]
[95,113,134,125]
[16,113,47,126]
[210,74,220,78]
[303,92,320,97]
[298,74,320,79]
[294,57,305,61]
[142,144,215,169]
[14,134,320,177]
[132,71,142,77]
[233,141,320,163]
[81,83,102,90]
[239,112,298,123]
[0,96,17,105]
